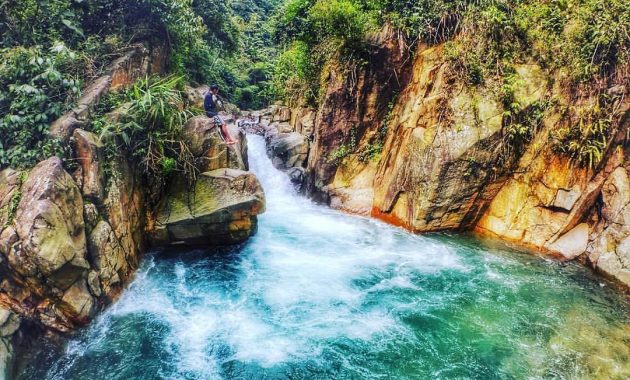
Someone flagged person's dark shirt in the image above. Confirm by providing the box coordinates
[204,92,218,117]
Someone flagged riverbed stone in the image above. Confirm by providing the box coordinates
[548,223,590,259]
[294,108,316,137]
[267,132,309,171]
[272,106,292,122]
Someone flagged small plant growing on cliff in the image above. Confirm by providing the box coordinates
[328,125,360,163]
[329,144,350,163]
[500,97,550,167]
[551,100,613,169]
[358,141,383,162]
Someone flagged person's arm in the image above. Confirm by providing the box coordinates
[213,94,224,111]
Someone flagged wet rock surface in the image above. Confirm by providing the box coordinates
[240,105,314,189]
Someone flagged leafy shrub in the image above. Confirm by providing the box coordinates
[94,75,197,181]
[551,100,613,169]
[309,0,368,45]
[0,43,83,168]
[272,41,320,104]
[514,0,630,83]
[0,0,83,47]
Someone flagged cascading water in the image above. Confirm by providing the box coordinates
[17,135,630,379]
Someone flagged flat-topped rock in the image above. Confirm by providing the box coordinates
[153,169,265,246]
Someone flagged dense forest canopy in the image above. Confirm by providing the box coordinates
[0,0,628,169]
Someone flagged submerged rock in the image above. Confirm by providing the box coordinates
[153,169,265,246]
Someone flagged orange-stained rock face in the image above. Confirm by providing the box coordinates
[371,46,551,234]
[296,28,629,286]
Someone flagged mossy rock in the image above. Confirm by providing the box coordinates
[153,168,265,246]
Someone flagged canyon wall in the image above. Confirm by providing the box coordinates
[269,34,629,287]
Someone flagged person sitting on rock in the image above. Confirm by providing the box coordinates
[204,84,237,145]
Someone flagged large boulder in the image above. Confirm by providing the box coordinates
[0,158,96,331]
[60,278,96,321]
[267,132,309,171]
[13,158,90,290]
[99,158,146,294]
[185,85,210,108]
[183,116,248,172]
[87,220,127,298]
[293,108,316,137]
[153,169,265,246]
[587,166,630,285]
[272,106,292,122]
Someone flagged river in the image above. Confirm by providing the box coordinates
[17,135,630,379]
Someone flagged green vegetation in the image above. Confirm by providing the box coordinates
[275,0,629,104]
[551,96,616,169]
[93,75,197,182]
[328,125,357,163]
[272,0,628,170]
[1,0,627,171]
[0,43,82,168]
[0,0,282,170]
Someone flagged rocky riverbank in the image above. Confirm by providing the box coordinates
[246,26,629,289]
[0,48,266,378]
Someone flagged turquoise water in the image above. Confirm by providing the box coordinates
[17,136,630,379]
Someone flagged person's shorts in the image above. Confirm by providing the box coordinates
[211,115,223,127]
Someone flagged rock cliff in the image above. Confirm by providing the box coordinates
[261,32,629,288]
[152,116,265,246]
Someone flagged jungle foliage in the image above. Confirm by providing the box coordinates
[0,0,281,169]
[273,0,629,105]
[272,0,629,167]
